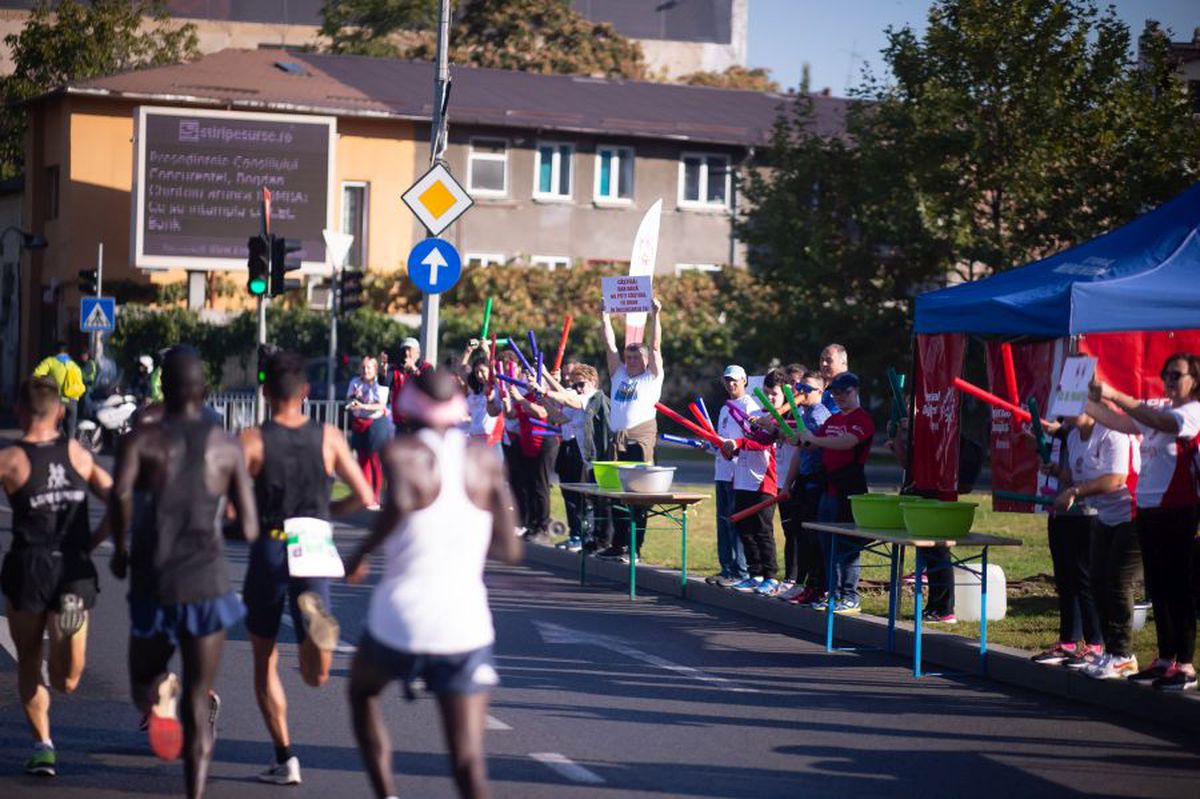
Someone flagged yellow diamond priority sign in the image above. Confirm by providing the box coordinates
[402,163,474,236]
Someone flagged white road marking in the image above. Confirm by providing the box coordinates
[0,613,17,662]
[530,752,605,784]
[535,620,756,693]
[486,714,511,730]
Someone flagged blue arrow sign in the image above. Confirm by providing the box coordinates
[80,297,116,332]
[407,238,462,295]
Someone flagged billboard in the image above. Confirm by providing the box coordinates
[132,107,336,271]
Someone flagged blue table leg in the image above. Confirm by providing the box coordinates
[825,532,837,652]
[980,546,989,675]
[629,507,637,599]
[913,548,926,678]
[680,507,689,598]
[887,543,899,653]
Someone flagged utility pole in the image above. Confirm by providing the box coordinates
[418,0,451,365]
[256,294,267,424]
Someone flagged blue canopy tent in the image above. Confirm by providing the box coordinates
[914,182,1200,336]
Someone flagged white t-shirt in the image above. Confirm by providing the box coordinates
[466,391,498,438]
[561,387,596,443]
[347,377,389,420]
[714,394,757,482]
[367,429,495,653]
[1065,422,1139,526]
[609,366,664,432]
[1134,400,1200,509]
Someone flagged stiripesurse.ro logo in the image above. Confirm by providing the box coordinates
[178,119,294,146]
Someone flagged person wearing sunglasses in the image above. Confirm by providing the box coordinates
[1088,352,1200,691]
[777,371,831,604]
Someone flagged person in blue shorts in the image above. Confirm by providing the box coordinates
[239,350,375,785]
[110,347,258,799]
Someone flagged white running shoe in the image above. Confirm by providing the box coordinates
[258,756,302,785]
[297,591,340,652]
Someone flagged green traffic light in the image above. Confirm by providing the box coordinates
[257,369,266,383]
[249,276,268,296]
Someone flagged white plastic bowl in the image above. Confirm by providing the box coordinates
[617,465,676,494]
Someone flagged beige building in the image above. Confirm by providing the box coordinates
[10,46,845,388]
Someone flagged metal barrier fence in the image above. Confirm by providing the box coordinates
[207,393,350,434]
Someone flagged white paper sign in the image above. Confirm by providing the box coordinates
[602,275,653,314]
[284,517,345,578]
[1048,356,1097,418]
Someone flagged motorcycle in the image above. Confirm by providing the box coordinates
[76,392,137,452]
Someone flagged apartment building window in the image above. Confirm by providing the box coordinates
[466,252,505,268]
[678,153,730,209]
[341,181,369,268]
[594,145,634,203]
[531,255,571,271]
[534,142,573,200]
[468,138,507,196]
[44,165,59,221]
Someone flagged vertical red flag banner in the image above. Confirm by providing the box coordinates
[987,339,1060,513]
[1079,329,1200,401]
[912,333,967,496]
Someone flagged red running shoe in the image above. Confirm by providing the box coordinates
[148,673,183,761]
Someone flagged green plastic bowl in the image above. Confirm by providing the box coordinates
[900,501,978,538]
[848,494,906,529]
[591,460,646,490]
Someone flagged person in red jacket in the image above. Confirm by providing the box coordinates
[388,338,434,434]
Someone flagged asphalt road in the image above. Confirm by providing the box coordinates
[2,480,1198,797]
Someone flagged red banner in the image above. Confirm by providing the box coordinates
[912,333,967,497]
[1079,329,1200,401]
[987,340,1059,513]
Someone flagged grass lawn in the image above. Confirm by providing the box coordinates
[546,484,1163,667]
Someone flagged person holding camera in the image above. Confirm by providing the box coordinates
[389,338,434,435]
[347,357,391,509]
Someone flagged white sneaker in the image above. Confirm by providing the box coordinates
[777,583,807,601]
[258,756,301,785]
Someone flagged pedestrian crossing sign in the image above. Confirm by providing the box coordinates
[80,297,115,332]
[402,163,473,237]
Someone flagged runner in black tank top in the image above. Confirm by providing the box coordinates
[110,347,258,798]
[0,377,111,776]
[240,350,374,785]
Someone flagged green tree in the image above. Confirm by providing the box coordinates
[0,0,198,177]
[738,0,1200,386]
[319,0,439,57]
[677,65,780,93]
[862,0,1200,280]
[402,0,644,79]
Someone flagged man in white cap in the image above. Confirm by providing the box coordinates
[390,337,434,434]
[708,365,755,587]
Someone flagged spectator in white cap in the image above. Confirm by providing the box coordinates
[707,365,754,587]
[390,337,434,434]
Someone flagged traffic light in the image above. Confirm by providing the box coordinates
[256,343,279,385]
[79,269,98,296]
[339,269,365,314]
[247,235,269,296]
[269,236,303,297]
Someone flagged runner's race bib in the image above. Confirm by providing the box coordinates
[285,517,345,578]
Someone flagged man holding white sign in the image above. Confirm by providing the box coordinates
[596,295,664,561]
[239,350,376,785]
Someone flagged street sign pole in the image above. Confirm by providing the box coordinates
[256,295,267,424]
[92,242,103,359]
[419,0,452,366]
[328,266,338,408]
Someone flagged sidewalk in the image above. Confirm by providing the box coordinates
[522,541,1200,734]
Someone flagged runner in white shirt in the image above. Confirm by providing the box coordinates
[1046,413,1141,680]
[1088,353,1200,691]
[345,369,520,799]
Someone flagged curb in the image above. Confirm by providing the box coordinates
[523,542,1200,734]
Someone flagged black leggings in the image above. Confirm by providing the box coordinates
[735,489,778,580]
[1048,514,1102,646]
[1138,506,1198,664]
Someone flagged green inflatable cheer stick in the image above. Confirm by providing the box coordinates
[1027,397,1051,464]
[782,384,806,436]
[480,297,493,340]
[753,387,796,442]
